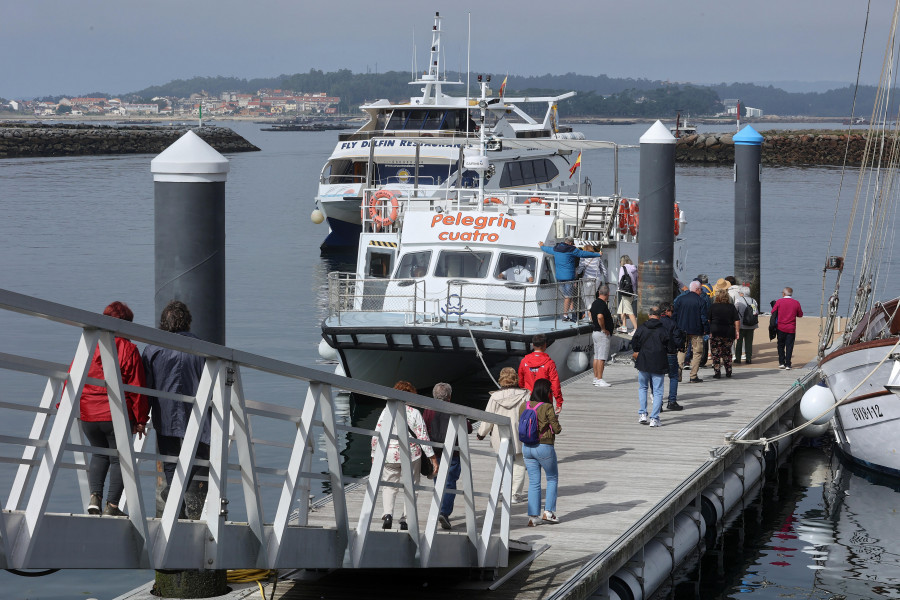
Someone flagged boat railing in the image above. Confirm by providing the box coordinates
[0,288,514,570]
[327,272,599,331]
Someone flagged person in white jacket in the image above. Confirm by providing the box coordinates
[477,367,530,503]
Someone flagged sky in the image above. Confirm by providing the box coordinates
[2,0,894,99]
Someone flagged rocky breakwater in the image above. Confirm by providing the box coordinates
[675,130,881,166]
[0,122,260,158]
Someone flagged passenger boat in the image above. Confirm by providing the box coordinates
[669,111,697,138]
[317,114,688,390]
[812,0,900,477]
[312,12,595,250]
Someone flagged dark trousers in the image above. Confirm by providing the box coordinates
[82,420,123,504]
[776,330,796,367]
[439,453,462,517]
[157,434,210,519]
[666,354,679,401]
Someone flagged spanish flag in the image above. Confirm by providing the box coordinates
[569,151,582,178]
[499,75,508,98]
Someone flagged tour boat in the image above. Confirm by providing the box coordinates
[312,12,596,250]
[811,0,900,477]
[317,113,688,390]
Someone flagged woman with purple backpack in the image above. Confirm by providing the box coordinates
[521,378,562,526]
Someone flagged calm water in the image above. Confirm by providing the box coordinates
[0,120,897,599]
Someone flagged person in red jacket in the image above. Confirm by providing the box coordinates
[78,301,149,516]
[772,287,803,370]
[517,333,564,413]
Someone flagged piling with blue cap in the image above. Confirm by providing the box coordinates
[733,125,763,302]
[150,130,228,345]
[637,120,677,320]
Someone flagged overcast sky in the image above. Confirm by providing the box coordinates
[2,0,893,99]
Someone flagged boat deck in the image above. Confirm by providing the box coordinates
[274,316,823,600]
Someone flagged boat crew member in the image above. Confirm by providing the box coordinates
[498,263,534,283]
[539,238,602,322]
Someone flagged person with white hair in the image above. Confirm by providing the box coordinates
[673,280,709,383]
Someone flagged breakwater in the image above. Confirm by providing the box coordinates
[0,123,259,158]
[676,130,881,166]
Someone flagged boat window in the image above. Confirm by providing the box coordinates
[499,159,560,187]
[394,250,432,278]
[423,111,444,130]
[386,110,410,130]
[366,249,394,279]
[405,110,428,130]
[434,250,492,279]
[540,255,556,284]
[495,253,536,283]
[443,111,459,131]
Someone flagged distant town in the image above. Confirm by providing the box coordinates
[0,89,340,119]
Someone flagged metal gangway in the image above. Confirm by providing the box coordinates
[0,289,514,571]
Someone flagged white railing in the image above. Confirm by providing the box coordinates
[0,288,513,571]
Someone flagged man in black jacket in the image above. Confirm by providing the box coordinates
[673,280,709,384]
[632,306,676,428]
[659,302,684,411]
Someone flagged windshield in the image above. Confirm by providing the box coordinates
[434,250,492,279]
[394,250,432,278]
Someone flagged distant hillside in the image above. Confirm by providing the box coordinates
[123,71,867,118]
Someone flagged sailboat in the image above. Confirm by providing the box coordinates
[815,0,900,476]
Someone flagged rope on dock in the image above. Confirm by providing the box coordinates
[729,336,900,449]
[227,569,277,600]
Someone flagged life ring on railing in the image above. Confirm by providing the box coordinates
[368,189,399,229]
[628,200,639,236]
[526,196,550,215]
[673,202,680,236]
[617,199,630,234]
[483,196,502,205]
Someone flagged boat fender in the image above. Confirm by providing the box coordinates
[318,338,339,361]
[799,382,836,426]
[566,350,589,372]
[311,208,325,224]
[368,189,399,229]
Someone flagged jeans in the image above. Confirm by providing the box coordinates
[666,354,679,402]
[81,420,123,504]
[777,330,796,367]
[638,371,664,420]
[523,443,558,516]
[440,453,462,517]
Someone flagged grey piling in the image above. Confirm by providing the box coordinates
[637,120,677,321]
[150,130,228,598]
[150,130,228,345]
[733,126,763,302]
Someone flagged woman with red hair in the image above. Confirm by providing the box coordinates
[79,301,149,516]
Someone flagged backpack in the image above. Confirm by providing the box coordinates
[518,400,544,446]
[619,269,634,295]
[741,298,759,327]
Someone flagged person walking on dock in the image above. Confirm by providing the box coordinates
[734,288,759,364]
[709,290,740,379]
[371,381,439,531]
[424,382,472,530]
[521,378,562,526]
[141,300,209,518]
[616,255,638,335]
[478,368,529,504]
[589,284,614,387]
[539,237,602,322]
[773,287,803,370]
[632,306,675,427]
[673,280,709,383]
[659,302,684,410]
[78,301,149,517]
[518,333,564,413]
[578,244,607,319]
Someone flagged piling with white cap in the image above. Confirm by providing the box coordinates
[733,125,763,302]
[150,130,228,345]
[637,120,677,319]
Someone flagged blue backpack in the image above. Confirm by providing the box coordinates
[518,400,544,446]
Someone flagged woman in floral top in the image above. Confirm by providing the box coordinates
[370,381,438,530]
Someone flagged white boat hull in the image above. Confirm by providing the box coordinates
[819,338,900,476]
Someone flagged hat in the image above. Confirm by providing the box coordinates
[714,278,729,292]
[697,274,709,285]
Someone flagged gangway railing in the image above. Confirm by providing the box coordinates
[0,288,514,571]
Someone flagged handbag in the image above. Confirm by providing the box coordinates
[407,425,434,477]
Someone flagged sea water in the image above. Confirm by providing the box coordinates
[0,121,898,598]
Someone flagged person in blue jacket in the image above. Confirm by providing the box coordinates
[539,237,602,322]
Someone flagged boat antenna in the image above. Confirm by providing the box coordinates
[466,12,471,138]
[412,27,416,81]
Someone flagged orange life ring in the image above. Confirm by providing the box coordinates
[617,199,630,234]
[673,202,680,236]
[483,196,502,205]
[628,200,639,236]
[368,189,399,228]
[526,196,550,215]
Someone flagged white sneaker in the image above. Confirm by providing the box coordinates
[511,494,524,505]
[784,366,792,370]
[649,417,660,427]
[639,413,648,424]
[778,364,785,369]
[617,327,628,333]
[541,510,560,524]
[594,379,612,387]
